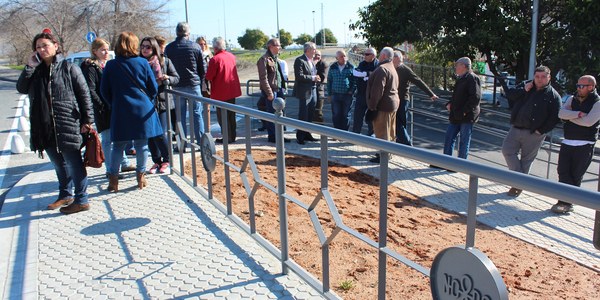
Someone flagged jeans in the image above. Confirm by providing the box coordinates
[174,85,204,144]
[111,139,149,174]
[148,111,170,164]
[262,90,281,140]
[396,99,412,145]
[99,129,131,174]
[352,93,373,135]
[443,122,474,159]
[44,147,89,205]
[331,93,353,130]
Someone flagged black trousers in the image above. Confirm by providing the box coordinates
[557,143,594,187]
[216,98,237,142]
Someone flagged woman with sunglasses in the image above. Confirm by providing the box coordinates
[16,31,94,214]
[140,36,179,174]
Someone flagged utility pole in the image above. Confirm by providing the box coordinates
[528,0,539,79]
[321,3,325,48]
[223,0,228,49]
[312,10,316,43]
[184,0,188,23]
[276,0,280,38]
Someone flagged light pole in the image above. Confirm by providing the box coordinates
[312,10,316,43]
[276,0,280,38]
[528,0,539,79]
[184,0,188,23]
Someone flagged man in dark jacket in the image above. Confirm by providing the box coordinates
[293,42,320,144]
[442,57,481,159]
[502,65,561,197]
[393,51,439,145]
[551,75,600,213]
[165,22,205,148]
[352,47,378,135]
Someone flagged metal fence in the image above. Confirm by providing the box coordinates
[162,88,600,299]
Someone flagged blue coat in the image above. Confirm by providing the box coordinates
[100,56,162,141]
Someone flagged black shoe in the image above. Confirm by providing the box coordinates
[551,201,574,214]
[369,156,380,163]
[257,127,267,131]
[305,135,318,142]
[297,139,305,145]
[268,137,291,143]
[215,138,223,143]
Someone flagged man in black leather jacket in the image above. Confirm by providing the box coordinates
[502,65,561,197]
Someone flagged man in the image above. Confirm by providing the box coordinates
[326,50,355,130]
[206,37,241,144]
[352,47,378,135]
[256,38,290,143]
[293,42,320,144]
[165,22,204,149]
[393,51,439,145]
[314,50,328,124]
[551,75,600,213]
[502,65,561,197]
[442,57,481,160]
[366,47,400,163]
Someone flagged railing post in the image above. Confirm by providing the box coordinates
[221,107,232,215]
[409,94,414,141]
[594,162,600,250]
[321,136,330,293]
[188,98,198,187]
[443,67,447,90]
[377,151,390,300]
[274,98,289,274]
[466,175,479,248]
[493,77,498,107]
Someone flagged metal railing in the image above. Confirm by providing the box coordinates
[163,88,600,299]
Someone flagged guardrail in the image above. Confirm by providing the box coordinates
[163,88,600,299]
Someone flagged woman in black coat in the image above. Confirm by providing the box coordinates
[16,32,94,215]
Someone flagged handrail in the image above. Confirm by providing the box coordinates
[163,87,600,299]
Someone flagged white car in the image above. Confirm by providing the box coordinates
[65,51,115,66]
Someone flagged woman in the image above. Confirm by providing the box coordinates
[197,36,213,130]
[101,31,162,192]
[16,31,94,215]
[140,36,179,174]
[80,38,135,178]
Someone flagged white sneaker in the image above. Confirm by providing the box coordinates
[148,163,159,174]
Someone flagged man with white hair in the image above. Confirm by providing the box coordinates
[366,47,400,163]
[326,50,355,130]
[352,47,378,135]
[206,37,242,143]
[392,51,438,145]
[293,42,320,144]
[165,22,205,151]
[551,75,600,213]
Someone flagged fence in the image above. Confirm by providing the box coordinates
[162,88,600,299]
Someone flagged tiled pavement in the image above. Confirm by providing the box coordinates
[0,163,327,299]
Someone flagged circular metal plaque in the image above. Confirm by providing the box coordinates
[430,246,508,300]
[200,133,216,172]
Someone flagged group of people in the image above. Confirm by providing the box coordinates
[16,22,242,215]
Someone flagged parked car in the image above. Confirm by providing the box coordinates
[499,72,516,98]
[65,51,115,66]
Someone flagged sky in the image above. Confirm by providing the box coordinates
[163,0,370,48]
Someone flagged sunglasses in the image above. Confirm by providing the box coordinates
[576,84,591,89]
[141,45,152,50]
[364,53,374,56]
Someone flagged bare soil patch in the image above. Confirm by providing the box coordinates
[186,149,599,299]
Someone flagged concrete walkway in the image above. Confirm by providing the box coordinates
[0,163,326,299]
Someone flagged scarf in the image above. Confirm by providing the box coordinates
[148,55,163,83]
[29,62,55,156]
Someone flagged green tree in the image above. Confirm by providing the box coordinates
[315,28,337,46]
[237,28,269,50]
[351,0,600,93]
[276,29,293,48]
[294,33,313,45]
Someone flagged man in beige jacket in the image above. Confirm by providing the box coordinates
[366,47,400,163]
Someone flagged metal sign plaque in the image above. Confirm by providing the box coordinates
[430,246,508,300]
[200,133,216,172]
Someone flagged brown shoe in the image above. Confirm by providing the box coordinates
[120,164,136,172]
[47,198,74,210]
[507,187,522,197]
[108,175,119,192]
[59,203,90,215]
[136,172,147,189]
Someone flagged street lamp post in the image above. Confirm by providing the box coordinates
[184,0,188,23]
[276,0,280,38]
[312,10,316,43]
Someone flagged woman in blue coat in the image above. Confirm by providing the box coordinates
[101,31,162,191]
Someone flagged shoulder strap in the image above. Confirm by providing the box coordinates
[116,61,150,97]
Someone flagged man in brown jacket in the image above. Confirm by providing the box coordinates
[256,38,290,143]
[366,47,400,163]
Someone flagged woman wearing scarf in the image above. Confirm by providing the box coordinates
[16,32,94,215]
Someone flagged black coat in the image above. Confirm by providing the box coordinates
[507,81,561,134]
[165,37,204,87]
[448,72,481,124]
[17,55,94,152]
[81,59,110,132]
[156,57,180,112]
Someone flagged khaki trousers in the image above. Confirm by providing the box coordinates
[372,110,397,141]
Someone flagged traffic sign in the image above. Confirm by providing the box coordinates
[86,31,96,44]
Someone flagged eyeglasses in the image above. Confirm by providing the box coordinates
[315,55,321,57]
[364,53,374,56]
[141,45,152,50]
[576,84,592,89]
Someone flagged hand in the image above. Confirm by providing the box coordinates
[524,81,533,92]
[535,130,541,135]
[578,111,587,118]
[315,76,321,83]
[80,124,92,133]
[27,52,40,68]
[446,103,451,111]
[431,95,439,101]
[267,94,274,101]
